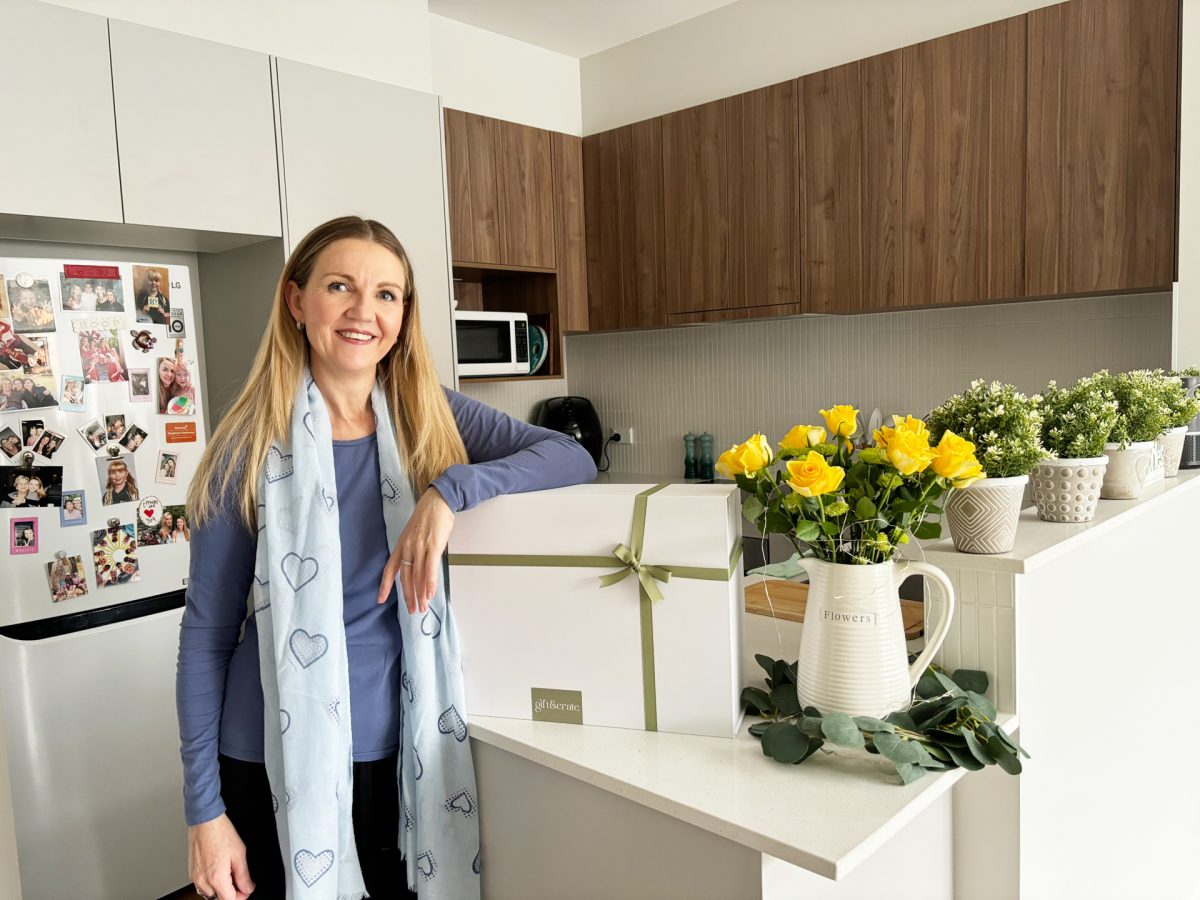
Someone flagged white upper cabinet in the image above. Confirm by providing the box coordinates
[0,1,123,223]
[274,59,456,385]
[109,21,280,236]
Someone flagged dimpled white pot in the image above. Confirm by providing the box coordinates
[943,475,1028,554]
[794,557,955,719]
[1157,426,1188,478]
[1101,441,1156,500]
[1030,457,1108,523]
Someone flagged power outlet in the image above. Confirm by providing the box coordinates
[613,426,636,446]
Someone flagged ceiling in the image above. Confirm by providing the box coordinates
[427,0,743,58]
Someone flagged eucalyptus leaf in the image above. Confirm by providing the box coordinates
[748,554,807,579]
[924,744,952,762]
[884,711,917,731]
[915,670,944,699]
[932,669,966,697]
[894,762,927,785]
[951,669,989,694]
[987,736,1023,775]
[872,732,923,765]
[995,727,1030,760]
[754,653,776,677]
[761,723,811,764]
[798,717,826,739]
[821,713,866,748]
[802,706,822,718]
[941,742,984,771]
[928,727,967,747]
[920,697,969,729]
[741,687,773,715]
[748,721,770,738]
[770,683,801,718]
[772,659,794,688]
[965,690,997,721]
[853,716,895,734]
[963,730,996,766]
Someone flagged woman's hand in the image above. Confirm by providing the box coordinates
[377,488,455,613]
[188,814,254,900]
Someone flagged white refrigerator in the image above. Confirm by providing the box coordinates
[0,255,206,899]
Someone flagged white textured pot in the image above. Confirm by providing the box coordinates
[943,475,1028,554]
[1157,426,1188,478]
[794,558,956,718]
[1030,456,1108,523]
[1101,441,1156,499]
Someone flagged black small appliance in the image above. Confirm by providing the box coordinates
[537,396,603,465]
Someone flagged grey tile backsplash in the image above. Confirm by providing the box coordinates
[459,293,1172,477]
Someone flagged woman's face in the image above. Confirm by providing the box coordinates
[175,517,187,531]
[128,433,143,449]
[1,380,9,394]
[1,436,17,454]
[28,477,42,494]
[106,290,116,302]
[109,463,128,490]
[29,425,42,439]
[111,420,125,437]
[161,511,174,531]
[23,379,33,391]
[158,358,175,386]
[174,363,192,389]
[13,475,28,494]
[286,239,407,382]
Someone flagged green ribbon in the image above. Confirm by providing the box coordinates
[449,483,742,731]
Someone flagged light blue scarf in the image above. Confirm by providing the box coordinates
[252,375,481,899]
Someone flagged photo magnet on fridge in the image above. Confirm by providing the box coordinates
[133,265,171,326]
[0,324,40,375]
[60,374,86,412]
[1,373,58,411]
[74,317,129,384]
[91,522,140,588]
[0,426,21,459]
[10,518,37,555]
[6,273,55,333]
[156,450,178,485]
[140,502,189,546]
[31,429,65,461]
[1,465,63,507]
[19,335,53,377]
[96,455,140,506]
[60,490,87,527]
[77,418,106,452]
[158,340,196,415]
[46,553,89,602]
[59,264,124,313]
[119,424,148,453]
[128,369,151,402]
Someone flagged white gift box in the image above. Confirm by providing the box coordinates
[448,482,745,738]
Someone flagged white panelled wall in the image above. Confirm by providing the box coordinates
[520,294,1173,477]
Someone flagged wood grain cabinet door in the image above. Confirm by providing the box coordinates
[444,109,502,266]
[496,119,557,269]
[1026,0,1179,296]
[901,19,1025,306]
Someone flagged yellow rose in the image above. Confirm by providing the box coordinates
[715,433,773,478]
[873,414,930,449]
[820,405,859,439]
[932,431,986,487]
[883,428,937,476]
[780,425,827,451]
[785,451,846,497]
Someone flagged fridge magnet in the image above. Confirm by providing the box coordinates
[32,428,65,461]
[19,335,53,377]
[164,421,196,444]
[157,341,196,415]
[10,518,37,555]
[2,465,63,507]
[77,418,106,452]
[8,374,57,410]
[137,495,163,528]
[140,502,188,546]
[0,323,39,373]
[156,450,178,485]
[129,369,151,402]
[133,265,171,326]
[90,522,140,588]
[46,552,88,602]
[59,264,124,313]
[0,426,20,459]
[120,424,148,453]
[131,330,157,353]
[60,490,87,526]
[76,321,129,384]
[6,273,55,333]
[169,308,187,338]
[97,455,140,505]
[105,414,128,443]
[60,375,86,411]
[21,418,44,448]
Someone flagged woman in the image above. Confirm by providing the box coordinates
[173,513,191,543]
[23,422,43,448]
[0,433,20,458]
[102,459,138,504]
[33,432,54,458]
[24,476,48,506]
[97,288,122,312]
[170,357,197,412]
[3,474,30,508]
[161,455,177,480]
[157,510,176,544]
[0,378,22,411]
[177,217,595,900]
[107,416,126,442]
[157,357,176,414]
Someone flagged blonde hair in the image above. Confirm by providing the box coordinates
[190,216,468,531]
[104,460,137,504]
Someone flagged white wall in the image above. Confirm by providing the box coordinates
[39,0,434,92]
[430,14,582,135]
[580,0,1067,134]
[1177,0,1200,369]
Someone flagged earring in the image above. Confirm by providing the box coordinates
[295,320,304,331]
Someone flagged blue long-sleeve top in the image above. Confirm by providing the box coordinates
[176,387,596,826]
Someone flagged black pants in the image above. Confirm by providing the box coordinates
[219,754,418,899]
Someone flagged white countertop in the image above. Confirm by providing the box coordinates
[469,707,1016,881]
[911,470,1200,574]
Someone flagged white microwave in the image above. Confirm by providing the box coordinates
[454,310,530,377]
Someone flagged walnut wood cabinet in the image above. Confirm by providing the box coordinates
[1026,0,1179,296]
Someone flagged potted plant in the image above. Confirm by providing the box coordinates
[719,406,983,718]
[1153,369,1200,477]
[1031,374,1119,523]
[1096,370,1171,499]
[926,380,1046,554]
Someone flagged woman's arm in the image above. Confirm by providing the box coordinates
[176,494,257,827]
[430,388,598,513]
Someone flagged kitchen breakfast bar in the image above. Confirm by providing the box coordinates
[465,472,1200,900]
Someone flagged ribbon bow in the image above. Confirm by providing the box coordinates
[598,543,672,603]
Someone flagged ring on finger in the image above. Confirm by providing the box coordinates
[400,558,414,567]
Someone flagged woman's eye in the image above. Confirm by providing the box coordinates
[379,291,397,302]
[328,281,350,293]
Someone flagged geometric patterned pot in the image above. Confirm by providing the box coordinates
[1030,457,1108,523]
[943,475,1028,554]
[1157,426,1188,478]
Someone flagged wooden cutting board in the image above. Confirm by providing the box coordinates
[744,579,925,640]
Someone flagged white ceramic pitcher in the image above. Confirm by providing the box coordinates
[795,557,956,718]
